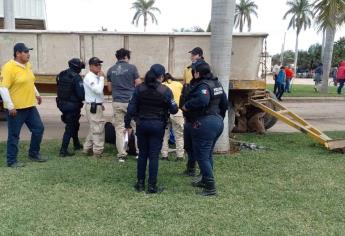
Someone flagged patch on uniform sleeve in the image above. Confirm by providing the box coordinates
[201,89,208,95]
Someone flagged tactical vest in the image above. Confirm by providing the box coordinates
[137,84,169,121]
[56,69,78,102]
[185,78,224,121]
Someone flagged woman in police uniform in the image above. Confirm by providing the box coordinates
[125,64,178,194]
[181,61,228,196]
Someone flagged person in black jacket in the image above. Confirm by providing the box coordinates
[56,58,85,157]
[125,64,178,194]
[181,60,228,196]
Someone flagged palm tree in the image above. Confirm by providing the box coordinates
[234,0,258,32]
[314,0,345,93]
[131,0,161,32]
[283,0,313,73]
[211,0,236,153]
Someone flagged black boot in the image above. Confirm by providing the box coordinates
[59,149,75,157]
[134,179,145,192]
[191,175,205,188]
[73,138,83,150]
[147,183,164,194]
[199,178,217,197]
[183,161,196,176]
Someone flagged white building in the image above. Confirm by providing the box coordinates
[0,0,46,29]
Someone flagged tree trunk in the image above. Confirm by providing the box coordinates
[144,14,147,32]
[294,31,299,73]
[239,14,243,32]
[320,26,335,94]
[211,0,236,153]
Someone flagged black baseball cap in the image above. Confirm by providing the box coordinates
[188,47,203,56]
[14,43,33,53]
[88,57,103,65]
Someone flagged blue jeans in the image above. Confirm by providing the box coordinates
[285,79,291,92]
[7,107,44,166]
[338,80,345,94]
[136,120,165,184]
[191,115,224,180]
[184,121,196,170]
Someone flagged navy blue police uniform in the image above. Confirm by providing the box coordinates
[182,62,228,196]
[125,64,178,193]
[56,58,85,156]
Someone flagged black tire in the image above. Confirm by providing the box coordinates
[263,91,278,130]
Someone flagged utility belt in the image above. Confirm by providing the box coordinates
[87,102,103,114]
[86,102,103,106]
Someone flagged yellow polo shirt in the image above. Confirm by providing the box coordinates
[163,79,183,107]
[183,65,193,84]
[0,59,36,109]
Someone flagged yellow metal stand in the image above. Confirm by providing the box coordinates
[249,91,345,151]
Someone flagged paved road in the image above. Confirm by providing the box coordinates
[1,96,345,141]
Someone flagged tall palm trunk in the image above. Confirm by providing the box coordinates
[320,26,335,94]
[211,0,236,153]
[239,14,244,32]
[294,31,299,72]
[144,13,147,32]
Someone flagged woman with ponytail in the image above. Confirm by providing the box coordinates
[124,64,178,193]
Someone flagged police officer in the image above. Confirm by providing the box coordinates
[56,58,85,157]
[125,64,178,194]
[180,47,205,176]
[182,61,228,196]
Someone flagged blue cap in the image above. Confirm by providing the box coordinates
[13,43,33,53]
[150,64,166,77]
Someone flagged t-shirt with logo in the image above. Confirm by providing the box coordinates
[106,61,139,103]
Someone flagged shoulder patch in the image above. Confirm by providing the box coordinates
[201,89,209,95]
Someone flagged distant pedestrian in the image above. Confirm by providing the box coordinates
[107,48,141,162]
[275,66,286,101]
[0,43,47,167]
[336,61,345,94]
[272,63,280,94]
[284,65,294,93]
[314,63,323,92]
[83,57,106,158]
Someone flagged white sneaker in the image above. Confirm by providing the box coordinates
[135,155,139,160]
[118,157,125,163]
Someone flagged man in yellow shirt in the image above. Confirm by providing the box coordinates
[0,43,46,167]
[161,73,184,161]
[182,47,204,84]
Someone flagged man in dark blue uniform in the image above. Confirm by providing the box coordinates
[182,61,228,196]
[56,58,85,157]
[125,64,178,194]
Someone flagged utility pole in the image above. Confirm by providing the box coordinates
[280,31,286,65]
[4,0,15,30]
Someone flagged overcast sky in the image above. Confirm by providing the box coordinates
[45,0,345,55]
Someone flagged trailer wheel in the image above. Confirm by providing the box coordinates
[263,91,278,130]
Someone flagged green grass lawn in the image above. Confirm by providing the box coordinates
[266,84,342,97]
[1,132,345,235]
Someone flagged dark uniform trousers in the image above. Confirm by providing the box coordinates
[184,121,196,171]
[191,115,223,180]
[136,120,165,185]
[58,100,82,151]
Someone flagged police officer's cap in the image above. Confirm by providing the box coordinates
[188,47,203,56]
[68,58,85,69]
[150,64,166,77]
